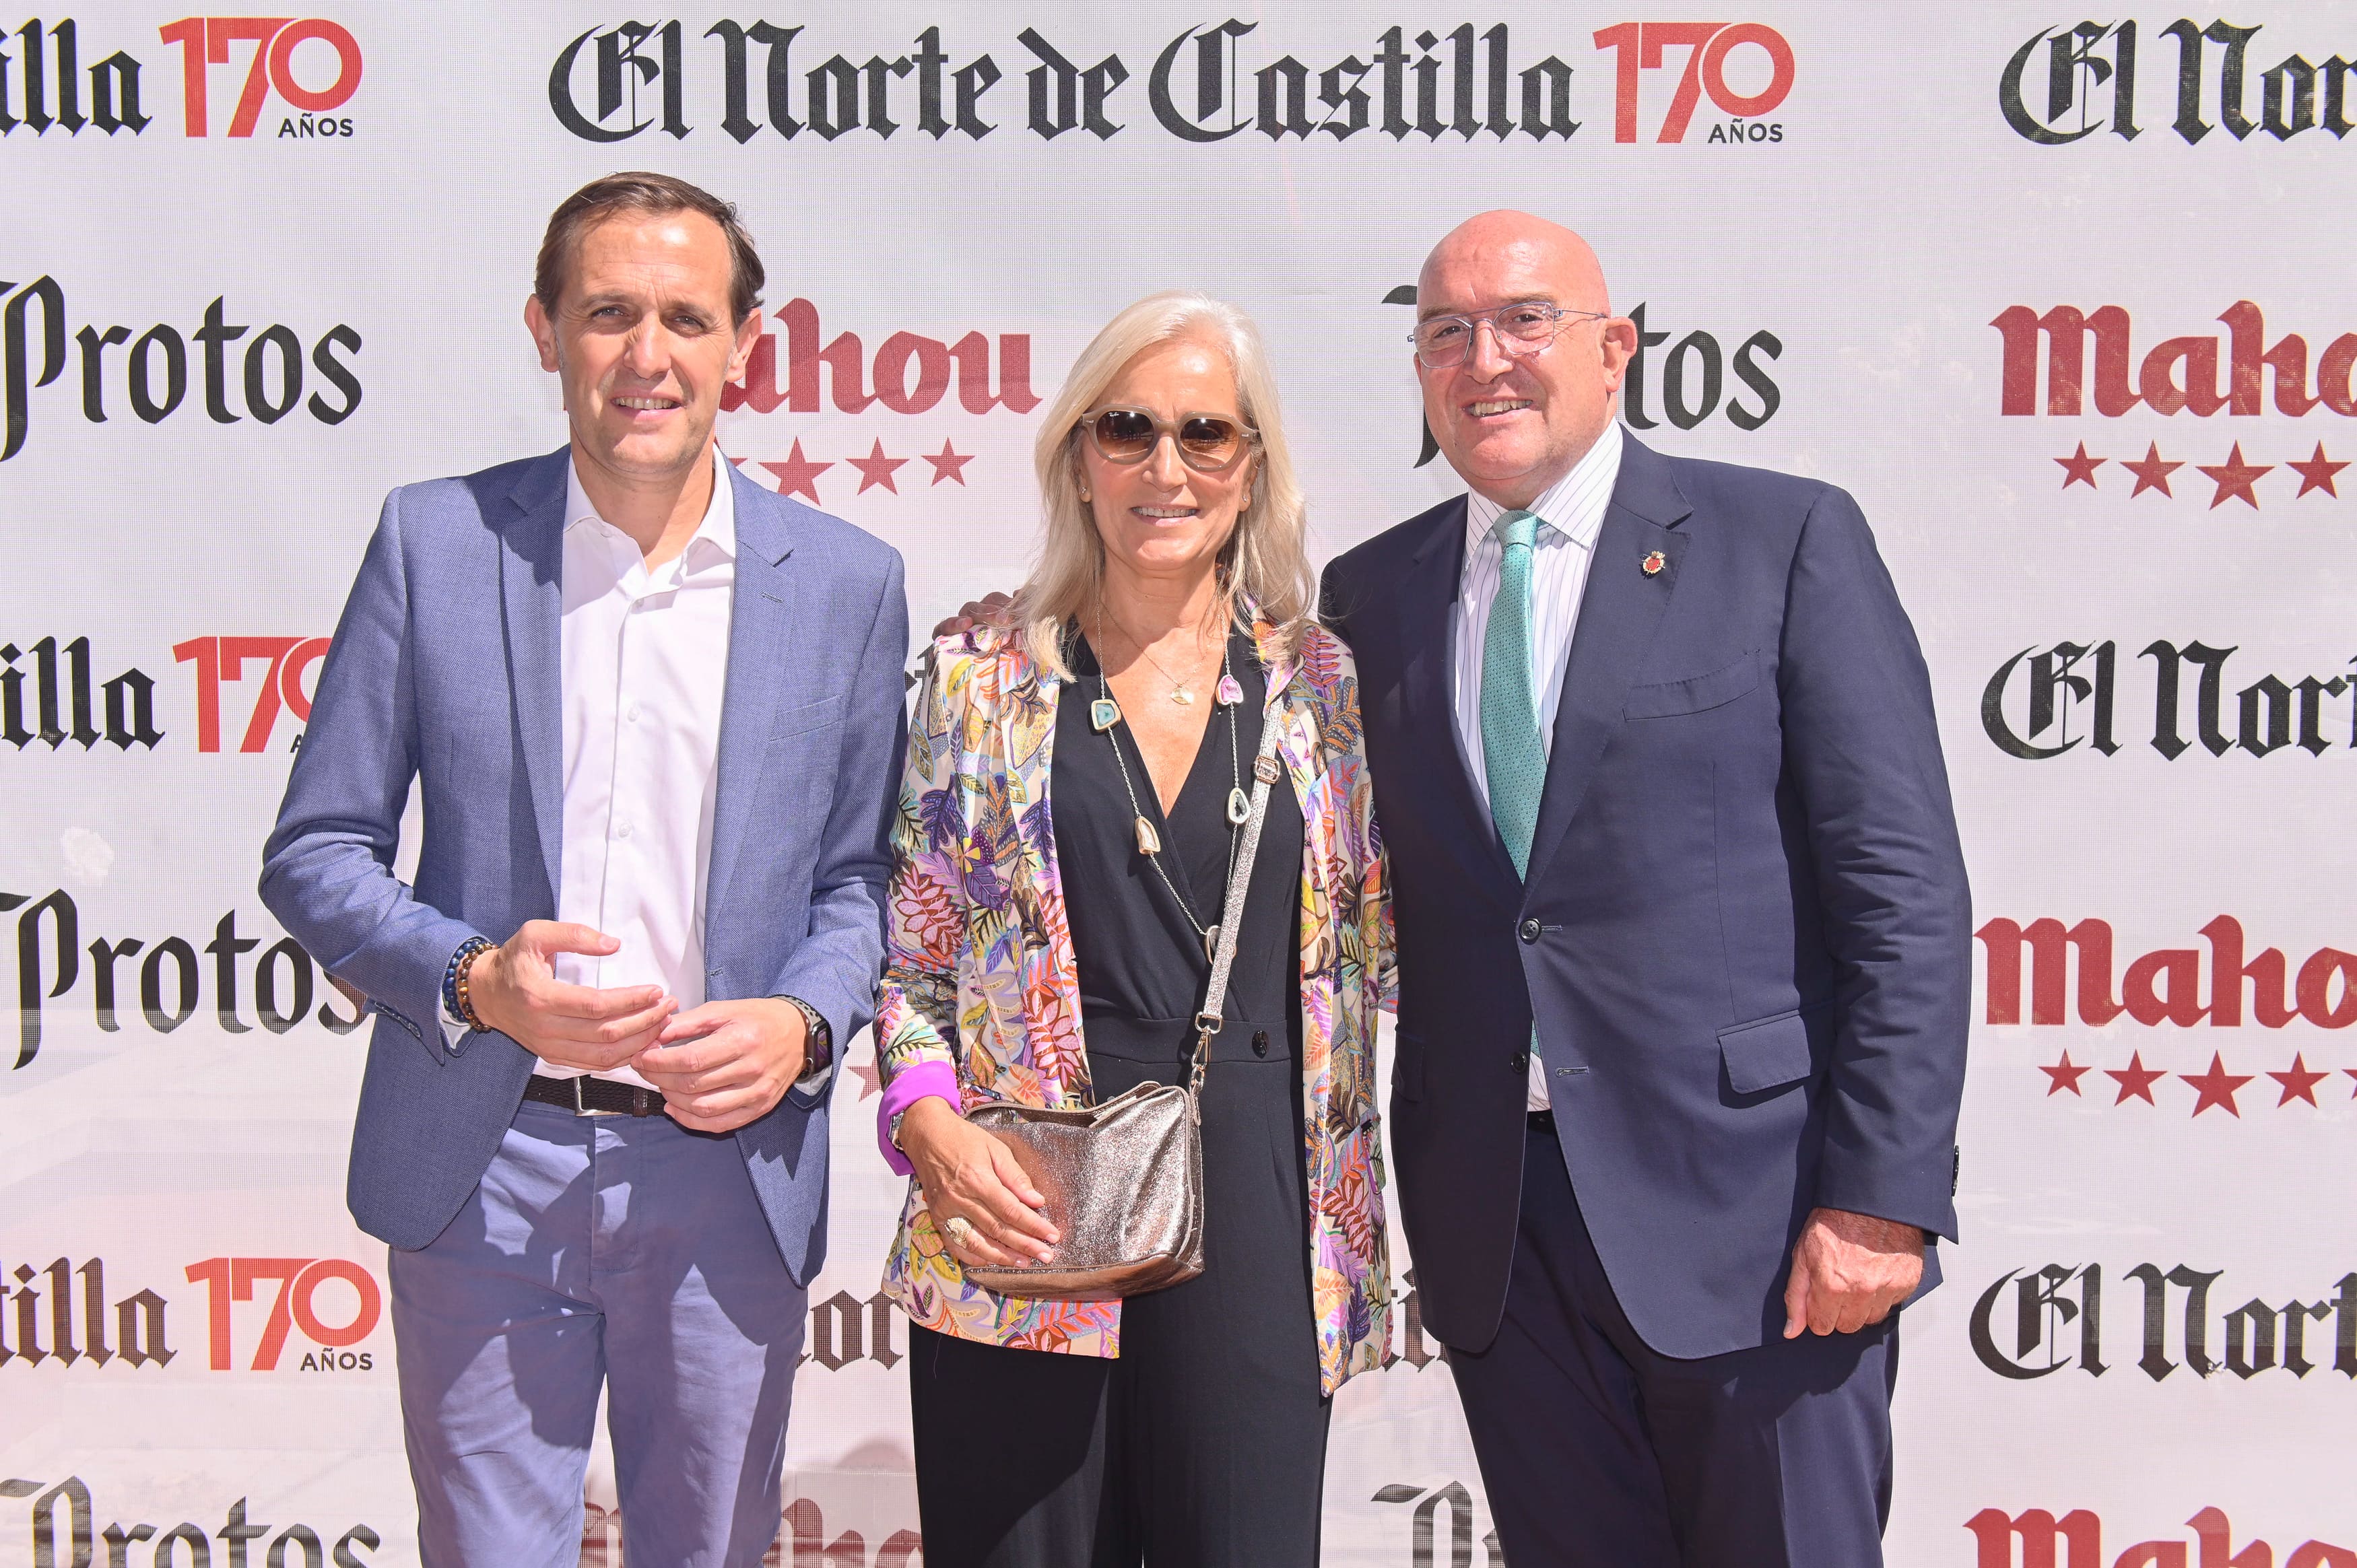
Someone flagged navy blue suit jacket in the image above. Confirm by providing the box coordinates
[260,448,908,1285]
[1323,433,1969,1359]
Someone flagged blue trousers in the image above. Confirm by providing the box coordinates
[1446,1122,1898,1568]
[387,1099,807,1568]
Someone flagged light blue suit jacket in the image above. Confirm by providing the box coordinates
[260,446,908,1285]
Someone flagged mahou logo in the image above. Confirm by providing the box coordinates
[1999,18,2357,146]
[0,278,362,462]
[545,18,1792,149]
[1969,1261,2357,1384]
[0,15,362,140]
[1968,1507,2354,1567]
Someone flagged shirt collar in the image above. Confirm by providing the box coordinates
[564,443,738,564]
[1462,420,1625,558]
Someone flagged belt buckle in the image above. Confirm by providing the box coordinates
[569,1076,624,1118]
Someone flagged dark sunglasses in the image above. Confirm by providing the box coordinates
[1079,407,1259,473]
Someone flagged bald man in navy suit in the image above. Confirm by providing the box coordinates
[1321,212,1970,1567]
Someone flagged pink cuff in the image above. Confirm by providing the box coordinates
[877,1060,960,1176]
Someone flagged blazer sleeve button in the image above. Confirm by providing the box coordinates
[1508,1050,1528,1072]
[1518,919,1541,943]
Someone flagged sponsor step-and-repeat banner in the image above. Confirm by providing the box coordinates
[3,4,2352,1563]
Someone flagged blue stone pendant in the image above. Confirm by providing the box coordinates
[1090,697,1121,732]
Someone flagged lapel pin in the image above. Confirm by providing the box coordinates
[1641,549,1667,577]
[1090,697,1121,732]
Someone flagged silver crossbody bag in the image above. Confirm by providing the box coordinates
[958,697,1289,1301]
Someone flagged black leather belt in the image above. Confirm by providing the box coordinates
[1528,1108,1556,1135]
[523,1074,664,1117]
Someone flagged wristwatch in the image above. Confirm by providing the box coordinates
[781,995,832,1085]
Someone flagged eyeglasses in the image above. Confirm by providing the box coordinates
[1408,302,1609,368]
[1078,407,1259,473]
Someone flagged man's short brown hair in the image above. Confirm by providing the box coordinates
[534,172,766,325]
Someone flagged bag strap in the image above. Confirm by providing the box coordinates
[1188,677,1291,1095]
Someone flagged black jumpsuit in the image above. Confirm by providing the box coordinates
[908,630,1328,1567]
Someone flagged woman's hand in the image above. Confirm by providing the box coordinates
[896,1097,1061,1268]
[931,590,1016,641]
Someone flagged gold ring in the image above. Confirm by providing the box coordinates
[943,1215,978,1248]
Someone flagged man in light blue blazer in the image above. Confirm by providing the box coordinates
[260,173,907,1567]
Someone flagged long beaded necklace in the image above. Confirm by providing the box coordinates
[1089,629,1251,961]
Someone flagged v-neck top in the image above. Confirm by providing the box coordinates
[1052,629,1304,1027]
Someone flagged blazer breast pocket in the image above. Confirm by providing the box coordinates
[768,693,845,743]
[1625,650,1761,719]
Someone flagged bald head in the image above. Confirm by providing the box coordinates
[1418,210,1611,319]
[1412,211,1636,510]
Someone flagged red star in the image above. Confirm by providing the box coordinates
[923,440,973,486]
[2287,441,2348,499]
[2039,1049,2091,1096]
[2055,443,2105,489]
[2197,442,2271,510]
[760,439,832,505]
[846,1046,884,1102]
[727,454,749,469]
[2347,1068,2357,1099]
[2121,442,2183,498]
[845,438,908,495]
[2181,1052,2254,1118]
[2267,1052,2329,1107]
[2105,1050,2168,1105]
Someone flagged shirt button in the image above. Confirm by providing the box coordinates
[616,820,633,839]
[626,703,642,723]
[1519,918,1541,943]
[1252,1030,1270,1058]
[1508,1051,1529,1072]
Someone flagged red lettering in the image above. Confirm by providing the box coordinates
[291,1258,381,1348]
[2319,335,2357,417]
[2199,916,2296,1028]
[1963,1506,2103,1568]
[2124,949,2207,1027]
[158,18,209,136]
[232,1256,309,1371]
[183,1256,234,1371]
[873,332,950,415]
[2139,337,2227,417]
[280,636,330,724]
[267,18,362,114]
[1700,24,1793,118]
[209,18,293,139]
[1992,306,2140,417]
[2296,948,2357,1029]
[1975,918,2121,1027]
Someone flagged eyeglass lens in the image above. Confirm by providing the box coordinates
[1090,409,1246,470]
[1414,305,1566,366]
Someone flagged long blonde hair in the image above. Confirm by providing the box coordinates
[1018,291,1313,679]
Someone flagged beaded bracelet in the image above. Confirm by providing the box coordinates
[442,936,493,1033]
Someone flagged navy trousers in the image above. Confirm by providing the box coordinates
[1447,1122,1898,1567]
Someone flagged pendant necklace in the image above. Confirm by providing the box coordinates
[1096,631,1249,961]
[1098,602,1222,706]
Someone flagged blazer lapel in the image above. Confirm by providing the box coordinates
[706,467,806,928]
[1523,435,1694,887]
[498,448,570,909]
[1396,502,1524,898]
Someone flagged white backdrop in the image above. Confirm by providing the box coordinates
[5,4,2355,1564]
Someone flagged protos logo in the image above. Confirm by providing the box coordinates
[0,15,362,139]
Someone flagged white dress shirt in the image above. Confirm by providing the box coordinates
[442,448,737,1079]
[1449,421,1625,1109]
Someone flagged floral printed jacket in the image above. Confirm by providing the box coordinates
[875,613,1396,1393]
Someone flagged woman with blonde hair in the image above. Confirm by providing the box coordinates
[871,291,1394,1564]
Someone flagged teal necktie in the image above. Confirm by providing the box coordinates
[1480,508,1547,879]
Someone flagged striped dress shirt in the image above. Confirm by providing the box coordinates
[1449,420,1625,1110]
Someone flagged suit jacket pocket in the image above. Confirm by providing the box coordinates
[1718,1007,1818,1094]
[1625,650,1760,719]
[1394,1030,1426,1103]
[768,693,845,742]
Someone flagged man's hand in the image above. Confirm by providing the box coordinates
[930,590,1016,641]
[467,921,676,1070]
[633,998,808,1134]
[1783,1206,1925,1338]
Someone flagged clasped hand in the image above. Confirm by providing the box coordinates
[894,1098,1060,1269]
[467,920,807,1133]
